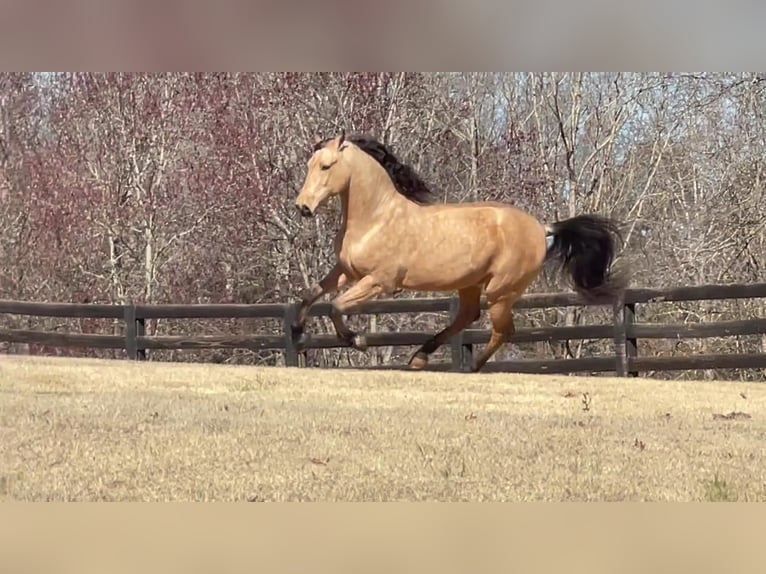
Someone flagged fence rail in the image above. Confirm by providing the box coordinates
[2,282,766,377]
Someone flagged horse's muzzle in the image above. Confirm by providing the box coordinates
[296,204,313,218]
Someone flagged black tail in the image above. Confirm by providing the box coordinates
[545,214,628,303]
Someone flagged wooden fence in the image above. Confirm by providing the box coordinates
[1,283,766,376]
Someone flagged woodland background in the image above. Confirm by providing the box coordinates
[1,73,764,380]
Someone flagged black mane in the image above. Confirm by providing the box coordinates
[313,134,435,205]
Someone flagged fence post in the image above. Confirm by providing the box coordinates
[613,297,638,377]
[123,305,146,360]
[450,296,473,372]
[136,314,146,360]
[625,302,638,376]
[282,303,305,367]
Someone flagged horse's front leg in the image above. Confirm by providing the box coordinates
[330,275,388,352]
[292,264,349,348]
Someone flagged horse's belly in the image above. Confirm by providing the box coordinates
[399,248,492,291]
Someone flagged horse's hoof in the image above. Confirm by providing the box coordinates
[351,335,368,352]
[408,351,428,370]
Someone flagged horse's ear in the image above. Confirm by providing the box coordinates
[337,129,346,147]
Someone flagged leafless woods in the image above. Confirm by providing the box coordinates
[1,73,764,378]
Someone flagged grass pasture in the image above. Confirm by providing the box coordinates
[1,355,765,501]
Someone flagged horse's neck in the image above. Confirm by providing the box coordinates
[340,159,410,235]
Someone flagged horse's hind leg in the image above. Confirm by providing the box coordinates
[471,296,517,372]
[408,286,482,371]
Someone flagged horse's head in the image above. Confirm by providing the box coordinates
[295,130,351,217]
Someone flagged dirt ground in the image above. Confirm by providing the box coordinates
[1,354,765,501]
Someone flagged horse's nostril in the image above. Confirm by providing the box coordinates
[298,205,313,217]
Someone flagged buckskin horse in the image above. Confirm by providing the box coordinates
[291,131,627,372]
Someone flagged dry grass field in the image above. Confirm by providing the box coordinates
[1,354,765,501]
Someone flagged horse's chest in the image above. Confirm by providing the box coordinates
[338,238,386,278]
[339,245,371,277]
[337,222,401,277]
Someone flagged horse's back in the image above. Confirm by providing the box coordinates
[422,201,545,241]
[423,200,537,221]
[416,200,547,272]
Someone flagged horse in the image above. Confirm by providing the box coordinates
[290,130,627,372]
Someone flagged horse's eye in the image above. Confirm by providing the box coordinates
[320,164,331,171]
